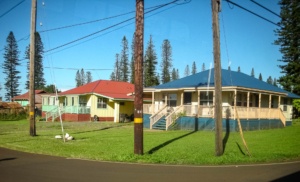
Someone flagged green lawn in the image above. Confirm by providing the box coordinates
[0,119,299,165]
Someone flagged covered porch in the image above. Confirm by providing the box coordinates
[143,87,290,130]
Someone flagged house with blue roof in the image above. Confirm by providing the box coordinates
[143,69,300,131]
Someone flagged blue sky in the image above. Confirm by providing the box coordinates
[0,0,282,98]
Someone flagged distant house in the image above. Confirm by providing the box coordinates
[143,69,300,130]
[12,90,47,109]
[41,80,135,122]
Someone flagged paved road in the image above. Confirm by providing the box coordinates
[0,147,299,182]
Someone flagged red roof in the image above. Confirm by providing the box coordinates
[60,80,135,100]
[12,90,46,101]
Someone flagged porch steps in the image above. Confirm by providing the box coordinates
[152,118,166,130]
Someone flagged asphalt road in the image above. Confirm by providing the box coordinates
[0,147,299,182]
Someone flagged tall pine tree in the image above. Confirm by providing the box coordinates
[119,36,129,82]
[75,70,81,87]
[110,53,121,81]
[274,0,300,94]
[161,39,172,83]
[267,76,273,84]
[144,35,158,87]
[171,68,177,80]
[184,65,190,77]
[25,32,45,90]
[2,32,21,101]
[251,68,255,77]
[202,63,206,71]
[191,61,197,74]
[259,73,263,81]
[86,71,92,83]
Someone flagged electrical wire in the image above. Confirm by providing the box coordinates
[250,0,281,18]
[44,0,188,53]
[224,0,281,27]
[0,0,26,18]
[39,0,186,34]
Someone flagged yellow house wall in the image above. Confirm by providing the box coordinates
[89,95,114,118]
[120,101,134,116]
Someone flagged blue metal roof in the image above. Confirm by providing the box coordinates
[152,69,300,99]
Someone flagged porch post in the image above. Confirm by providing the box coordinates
[151,91,154,114]
[278,96,281,109]
[181,91,184,106]
[198,90,200,117]
[247,92,250,120]
[114,102,120,123]
[269,94,272,119]
[165,94,168,107]
[234,90,237,120]
[259,93,261,120]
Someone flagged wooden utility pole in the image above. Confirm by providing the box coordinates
[29,0,37,136]
[211,0,223,156]
[134,0,144,155]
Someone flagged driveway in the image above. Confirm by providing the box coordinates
[0,147,299,182]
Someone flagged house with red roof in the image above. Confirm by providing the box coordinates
[41,80,135,122]
[12,90,47,109]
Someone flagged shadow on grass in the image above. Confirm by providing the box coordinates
[147,131,196,154]
[0,157,17,162]
[222,108,231,154]
[236,142,246,155]
[71,123,131,135]
[39,123,132,136]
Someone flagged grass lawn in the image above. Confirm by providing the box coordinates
[0,119,299,165]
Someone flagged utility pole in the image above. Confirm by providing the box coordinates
[134,0,144,155]
[211,0,223,156]
[29,0,37,136]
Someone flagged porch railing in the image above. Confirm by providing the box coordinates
[44,105,91,121]
[145,104,287,128]
[149,104,167,129]
[143,103,165,114]
[63,106,90,114]
[45,106,64,122]
[165,105,184,130]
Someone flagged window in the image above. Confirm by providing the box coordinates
[184,92,192,105]
[79,97,87,106]
[97,97,107,109]
[200,92,213,106]
[162,94,177,107]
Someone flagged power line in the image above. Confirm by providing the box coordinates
[250,0,281,18]
[38,10,135,33]
[0,0,26,19]
[43,2,183,56]
[44,0,187,53]
[39,0,186,34]
[44,66,113,71]
[224,0,281,27]
[18,62,113,71]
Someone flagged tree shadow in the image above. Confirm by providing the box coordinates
[147,131,196,154]
[0,157,16,162]
[222,108,231,153]
[41,123,131,136]
[236,142,246,155]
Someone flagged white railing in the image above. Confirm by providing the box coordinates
[144,104,286,123]
[143,103,165,114]
[149,105,167,129]
[165,105,183,130]
[45,106,64,122]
